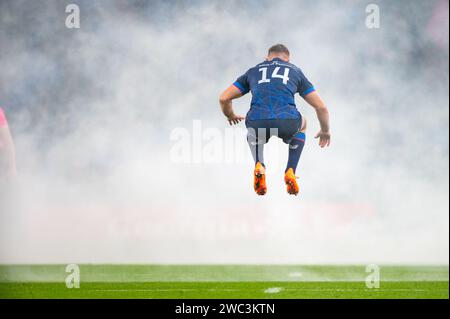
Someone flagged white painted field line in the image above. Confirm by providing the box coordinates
[264,287,283,294]
[90,288,243,292]
[281,288,434,292]
[90,288,445,293]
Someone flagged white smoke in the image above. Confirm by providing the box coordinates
[0,0,448,264]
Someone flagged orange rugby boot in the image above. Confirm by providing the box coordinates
[284,168,299,195]
[253,162,267,195]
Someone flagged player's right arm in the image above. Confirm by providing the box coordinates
[219,70,251,126]
[219,85,246,125]
[0,109,17,178]
[304,91,331,148]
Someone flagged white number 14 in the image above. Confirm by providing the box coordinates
[258,67,290,85]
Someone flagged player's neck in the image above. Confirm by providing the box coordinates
[266,55,289,62]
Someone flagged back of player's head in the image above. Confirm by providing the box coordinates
[268,44,290,57]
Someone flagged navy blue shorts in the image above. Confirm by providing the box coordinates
[246,117,302,144]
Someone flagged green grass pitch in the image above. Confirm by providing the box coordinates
[0,265,448,299]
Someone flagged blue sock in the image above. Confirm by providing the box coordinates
[247,135,265,166]
[286,132,305,173]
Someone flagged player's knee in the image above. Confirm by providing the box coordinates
[300,117,307,132]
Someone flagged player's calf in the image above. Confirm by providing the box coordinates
[285,128,305,196]
[286,131,306,174]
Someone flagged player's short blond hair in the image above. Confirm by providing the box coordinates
[268,44,290,56]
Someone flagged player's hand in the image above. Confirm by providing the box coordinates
[315,130,331,148]
[227,114,245,126]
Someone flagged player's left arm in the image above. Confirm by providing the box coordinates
[304,91,331,148]
[297,68,331,148]
[219,85,245,125]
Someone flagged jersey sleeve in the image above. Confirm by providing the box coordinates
[0,108,7,127]
[297,69,316,98]
[232,71,250,95]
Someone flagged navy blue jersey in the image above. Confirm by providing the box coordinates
[233,58,315,120]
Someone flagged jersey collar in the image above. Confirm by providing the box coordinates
[267,57,288,63]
